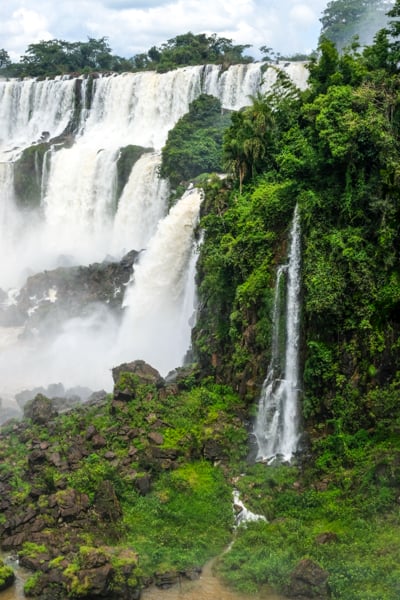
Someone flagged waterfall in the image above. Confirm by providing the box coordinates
[115,188,202,375]
[254,205,302,464]
[0,63,306,402]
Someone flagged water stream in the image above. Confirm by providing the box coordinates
[254,205,302,463]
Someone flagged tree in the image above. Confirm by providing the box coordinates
[160,94,231,189]
[319,0,394,51]
[136,32,253,73]
[0,49,11,69]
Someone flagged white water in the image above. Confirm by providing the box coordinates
[115,188,202,375]
[0,63,306,404]
[254,205,302,463]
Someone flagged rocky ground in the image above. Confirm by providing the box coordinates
[0,361,240,599]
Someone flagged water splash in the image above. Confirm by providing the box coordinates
[115,188,203,376]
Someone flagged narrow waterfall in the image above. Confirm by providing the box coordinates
[0,63,306,405]
[254,205,302,464]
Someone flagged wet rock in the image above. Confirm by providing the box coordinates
[6,249,139,335]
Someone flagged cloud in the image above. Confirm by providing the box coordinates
[4,8,53,60]
[0,0,329,62]
[290,4,318,27]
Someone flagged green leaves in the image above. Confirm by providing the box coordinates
[160,94,230,190]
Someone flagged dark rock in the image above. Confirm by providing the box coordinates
[2,532,28,550]
[112,359,164,387]
[202,438,225,461]
[92,433,107,448]
[287,558,330,598]
[135,474,151,496]
[49,489,90,521]
[8,249,139,337]
[94,480,122,523]
[148,431,164,445]
[155,570,180,589]
[85,424,97,440]
[24,393,58,425]
[28,449,48,470]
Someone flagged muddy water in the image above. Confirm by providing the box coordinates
[142,560,287,600]
[0,554,286,600]
[0,554,30,600]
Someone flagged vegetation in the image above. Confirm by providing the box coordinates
[132,31,253,72]
[319,0,394,51]
[160,94,231,194]
[1,32,253,78]
[2,1,400,597]
[190,2,400,597]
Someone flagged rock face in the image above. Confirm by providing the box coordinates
[287,558,330,599]
[0,249,139,334]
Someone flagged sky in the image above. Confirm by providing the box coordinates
[0,0,329,62]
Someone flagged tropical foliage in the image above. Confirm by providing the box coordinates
[160,94,231,193]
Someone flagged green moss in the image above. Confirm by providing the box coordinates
[23,571,44,596]
[0,562,14,590]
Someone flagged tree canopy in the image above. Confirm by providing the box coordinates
[1,32,254,78]
[319,0,394,51]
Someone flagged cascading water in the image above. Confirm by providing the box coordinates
[254,205,302,463]
[115,188,202,375]
[0,62,307,411]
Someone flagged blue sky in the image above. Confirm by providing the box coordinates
[0,0,329,62]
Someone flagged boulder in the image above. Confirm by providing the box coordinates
[112,360,164,387]
[287,558,330,598]
[23,393,58,425]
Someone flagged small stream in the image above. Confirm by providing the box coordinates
[142,559,287,600]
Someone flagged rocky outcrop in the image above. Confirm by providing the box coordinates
[23,393,59,424]
[0,249,139,334]
[112,359,164,387]
[0,360,239,599]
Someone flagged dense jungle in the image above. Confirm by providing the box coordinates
[1,0,400,599]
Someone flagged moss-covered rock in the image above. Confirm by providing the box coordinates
[0,560,15,592]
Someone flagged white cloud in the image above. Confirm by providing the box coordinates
[0,0,329,61]
[289,4,318,27]
[4,8,53,60]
